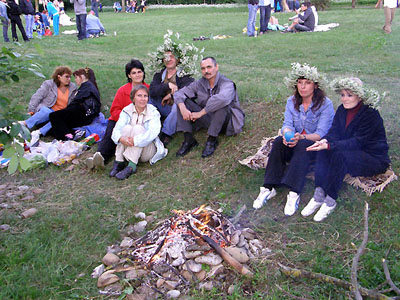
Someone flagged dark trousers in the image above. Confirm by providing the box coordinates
[91,1,99,17]
[2,19,9,42]
[49,104,95,140]
[97,119,117,162]
[176,99,230,137]
[259,5,271,33]
[263,136,315,193]
[315,150,389,200]
[75,13,87,40]
[10,15,29,42]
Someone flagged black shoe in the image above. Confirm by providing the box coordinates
[159,132,172,147]
[201,139,219,158]
[176,139,198,157]
[115,166,136,180]
[109,161,126,177]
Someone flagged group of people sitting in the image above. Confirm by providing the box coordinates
[113,0,146,13]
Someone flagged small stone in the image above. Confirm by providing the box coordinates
[186,260,202,273]
[166,290,181,299]
[65,165,75,172]
[181,270,192,281]
[237,234,246,247]
[0,203,12,209]
[133,221,147,232]
[225,246,249,263]
[120,237,134,248]
[171,256,185,267]
[0,224,10,231]
[125,269,138,280]
[136,269,147,277]
[206,264,224,279]
[126,294,146,300]
[145,215,155,223]
[21,208,38,218]
[97,271,119,288]
[230,231,240,246]
[199,281,214,291]
[102,252,120,266]
[186,244,211,251]
[72,159,80,165]
[134,212,146,219]
[20,195,35,201]
[228,284,235,295]
[0,184,7,190]
[156,278,165,288]
[261,248,272,256]
[183,250,202,259]
[195,253,223,266]
[91,264,105,278]
[137,184,146,190]
[195,269,206,281]
[18,185,29,192]
[32,188,44,194]
[164,280,179,290]
[103,282,122,293]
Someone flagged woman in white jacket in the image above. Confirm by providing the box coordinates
[110,85,167,180]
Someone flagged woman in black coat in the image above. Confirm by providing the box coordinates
[302,77,390,222]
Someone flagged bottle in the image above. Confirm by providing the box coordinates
[80,134,100,146]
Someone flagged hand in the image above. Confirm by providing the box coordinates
[179,105,192,121]
[161,93,173,106]
[119,136,134,147]
[168,83,178,94]
[285,132,301,148]
[306,139,328,151]
[190,110,205,121]
[28,111,34,116]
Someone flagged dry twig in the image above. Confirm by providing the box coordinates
[382,258,400,295]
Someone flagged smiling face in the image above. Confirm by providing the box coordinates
[297,78,315,100]
[163,51,178,69]
[340,89,362,109]
[201,58,219,81]
[128,68,144,86]
[58,73,71,87]
[133,88,149,112]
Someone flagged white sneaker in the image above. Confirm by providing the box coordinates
[28,130,41,147]
[86,157,94,170]
[284,191,300,216]
[313,203,336,222]
[92,152,105,169]
[253,187,277,209]
[301,198,322,217]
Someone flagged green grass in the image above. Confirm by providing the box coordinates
[1,5,399,299]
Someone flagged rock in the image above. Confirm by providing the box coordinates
[237,234,246,247]
[120,237,134,248]
[102,252,120,266]
[181,270,192,281]
[72,159,79,165]
[0,203,12,209]
[199,281,214,291]
[186,260,202,273]
[134,212,146,219]
[126,293,146,300]
[228,284,235,295]
[195,269,206,281]
[225,246,249,263]
[20,195,35,201]
[136,269,147,277]
[65,165,75,172]
[133,221,147,232]
[107,245,122,254]
[0,184,7,190]
[97,271,119,288]
[262,248,272,256]
[18,185,29,192]
[32,188,44,194]
[125,269,138,280]
[249,239,263,256]
[186,244,211,251]
[103,282,122,293]
[137,184,146,190]
[164,280,179,290]
[91,264,105,278]
[0,224,10,231]
[171,256,185,267]
[230,231,240,246]
[166,290,181,299]
[206,264,224,279]
[145,215,155,223]
[195,253,223,266]
[21,208,38,218]
[156,278,165,288]
[183,250,202,259]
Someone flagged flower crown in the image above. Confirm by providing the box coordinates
[330,77,382,110]
[284,62,327,91]
[148,30,204,77]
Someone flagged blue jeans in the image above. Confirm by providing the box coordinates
[75,14,86,40]
[25,107,54,135]
[148,98,177,136]
[1,19,9,42]
[25,14,34,38]
[247,4,258,36]
[259,5,271,33]
[86,29,101,37]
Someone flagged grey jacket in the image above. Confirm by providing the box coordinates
[28,79,77,113]
[70,0,86,15]
[173,72,245,136]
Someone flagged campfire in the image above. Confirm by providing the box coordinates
[93,205,269,298]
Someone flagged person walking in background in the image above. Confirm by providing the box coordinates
[0,0,10,42]
[247,0,258,37]
[7,0,29,42]
[259,0,271,34]
[19,0,34,39]
[70,0,86,40]
[376,0,397,33]
[46,0,59,35]
[91,0,99,17]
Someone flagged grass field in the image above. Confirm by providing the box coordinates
[0,5,399,299]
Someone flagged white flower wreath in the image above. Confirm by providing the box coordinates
[148,30,204,77]
[330,77,382,110]
[284,62,328,91]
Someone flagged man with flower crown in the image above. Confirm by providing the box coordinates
[172,56,245,158]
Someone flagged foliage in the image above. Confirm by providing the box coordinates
[284,62,328,91]
[0,45,44,174]
[312,0,331,10]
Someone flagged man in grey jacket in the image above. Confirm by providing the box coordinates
[173,57,245,158]
[70,0,87,40]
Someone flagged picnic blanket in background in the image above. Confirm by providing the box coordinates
[239,136,397,196]
[314,23,340,32]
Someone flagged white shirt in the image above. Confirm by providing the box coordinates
[384,0,397,8]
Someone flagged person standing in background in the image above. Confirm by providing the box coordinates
[376,0,397,33]
[91,0,98,17]
[0,0,10,42]
[46,0,59,35]
[7,0,29,41]
[19,0,34,39]
[259,0,271,34]
[70,0,86,40]
[247,0,258,37]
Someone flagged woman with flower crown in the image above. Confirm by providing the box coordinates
[302,78,390,222]
[253,63,335,216]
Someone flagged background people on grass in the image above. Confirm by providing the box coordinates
[376,0,397,33]
[70,0,86,40]
[33,13,45,36]
[137,0,146,13]
[46,0,59,35]
[253,63,334,216]
[109,85,167,180]
[247,0,258,37]
[7,0,29,42]
[86,9,105,38]
[0,0,10,42]
[259,0,271,35]
[20,66,77,146]
[173,57,245,158]
[49,68,101,141]
[303,78,390,221]
[91,0,99,17]
[113,1,122,12]
[19,0,34,39]
[86,59,149,170]
[284,1,315,32]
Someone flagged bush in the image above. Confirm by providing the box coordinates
[313,0,331,10]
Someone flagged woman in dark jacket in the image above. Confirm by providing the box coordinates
[303,77,390,222]
[7,0,29,42]
[50,68,101,140]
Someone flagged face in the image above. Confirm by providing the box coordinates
[74,74,85,86]
[163,51,177,69]
[201,58,219,81]
[300,4,307,11]
[340,89,361,109]
[297,79,315,99]
[58,73,71,86]
[133,89,149,111]
[128,68,144,85]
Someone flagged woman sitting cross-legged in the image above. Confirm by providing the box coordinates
[20,66,77,146]
[253,63,335,216]
[49,68,101,140]
[110,85,168,180]
[303,78,390,222]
